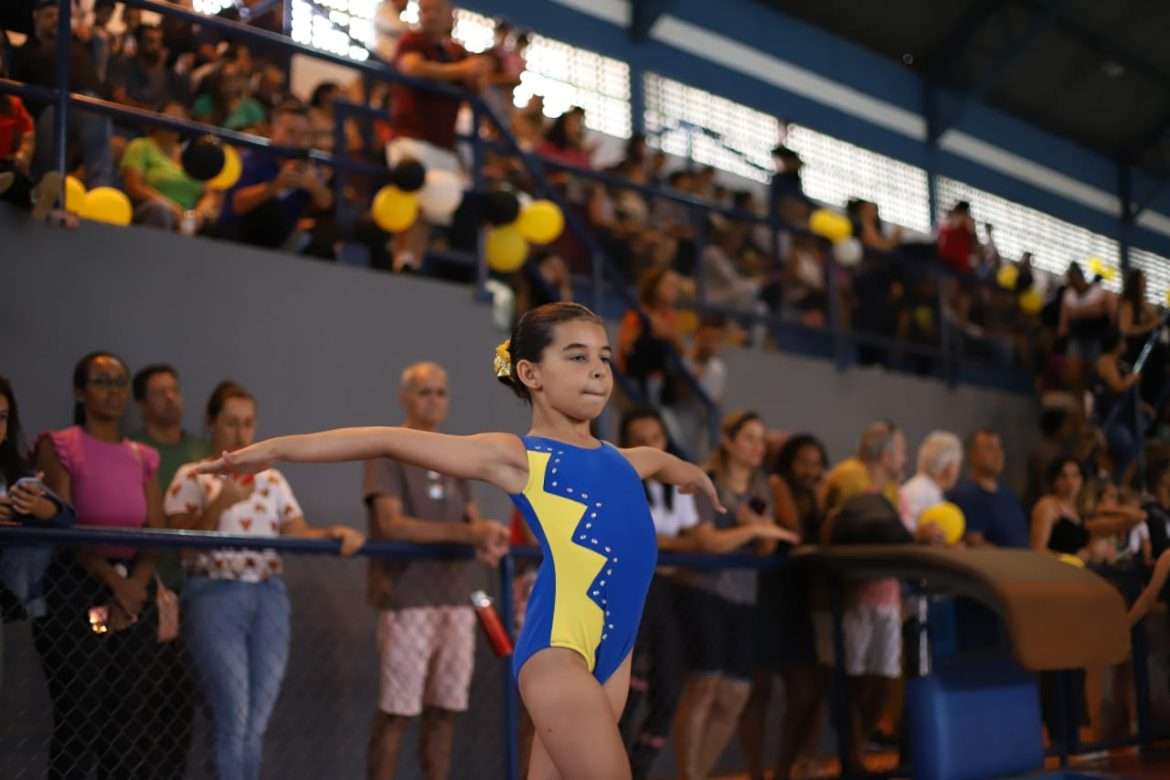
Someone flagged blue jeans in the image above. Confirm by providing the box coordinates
[183,576,291,780]
[33,103,115,188]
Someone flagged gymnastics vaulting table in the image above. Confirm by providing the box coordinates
[795,546,1132,780]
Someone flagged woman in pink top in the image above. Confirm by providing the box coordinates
[32,351,167,779]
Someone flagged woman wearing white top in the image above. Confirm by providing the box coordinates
[166,382,364,780]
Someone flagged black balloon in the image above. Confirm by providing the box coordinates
[181,137,226,182]
[392,158,426,192]
[483,190,521,227]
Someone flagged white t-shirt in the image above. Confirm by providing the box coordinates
[165,465,302,582]
[1126,522,1150,557]
[646,481,700,538]
[900,473,943,530]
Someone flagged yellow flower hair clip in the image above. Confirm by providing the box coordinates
[494,339,513,379]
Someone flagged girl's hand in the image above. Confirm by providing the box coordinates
[197,442,277,476]
[329,526,366,557]
[9,475,56,520]
[678,466,727,514]
[755,524,801,544]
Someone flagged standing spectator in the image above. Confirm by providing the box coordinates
[12,0,115,187]
[386,0,489,272]
[937,201,977,275]
[0,376,76,693]
[365,362,508,780]
[672,412,797,780]
[741,433,829,780]
[32,352,165,779]
[1059,261,1115,374]
[947,429,1029,548]
[616,408,703,780]
[77,0,117,84]
[1094,330,1147,485]
[1118,268,1166,405]
[1142,461,1170,559]
[855,199,903,253]
[770,144,810,225]
[816,421,910,776]
[218,101,333,251]
[537,106,592,169]
[1025,408,1078,511]
[131,364,210,505]
[166,381,364,780]
[900,431,963,525]
[108,24,182,110]
[192,60,268,132]
[120,102,221,231]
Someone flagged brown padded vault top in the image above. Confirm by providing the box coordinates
[793,546,1130,671]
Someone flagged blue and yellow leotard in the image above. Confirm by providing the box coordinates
[510,436,657,683]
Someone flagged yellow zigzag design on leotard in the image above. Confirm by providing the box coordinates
[523,451,607,671]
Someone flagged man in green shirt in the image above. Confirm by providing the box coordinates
[132,364,210,495]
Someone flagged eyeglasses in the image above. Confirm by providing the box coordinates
[88,375,129,390]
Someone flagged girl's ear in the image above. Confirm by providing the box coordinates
[516,359,541,394]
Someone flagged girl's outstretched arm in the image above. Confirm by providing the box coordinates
[198,427,530,494]
[621,447,727,513]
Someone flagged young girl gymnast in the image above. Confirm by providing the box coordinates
[198,302,783,778]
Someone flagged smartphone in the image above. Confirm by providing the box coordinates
[88,606,110,635]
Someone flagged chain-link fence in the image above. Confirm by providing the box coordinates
[4,527,1170,779]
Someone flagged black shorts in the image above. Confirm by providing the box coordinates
[677,584,754,680]
[756,566,817,671]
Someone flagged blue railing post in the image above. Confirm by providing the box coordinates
[498,554,520,780]
[53,0,72,178]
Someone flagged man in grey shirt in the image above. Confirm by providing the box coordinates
[364,361,508,780]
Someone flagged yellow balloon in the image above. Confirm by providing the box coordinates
[1019,288,1045,314]
[1058,553,1085,568]
[64,175,86,214]
[919,501,966,545]
[996,264,1019,290]
[809,208,852,242]
[371,185,419,233]
[516,200,565,244]
[79,186,132,226]
[206,144,242,191]
[485,225,529,272]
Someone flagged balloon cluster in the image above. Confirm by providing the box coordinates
[181,136,242,190]
[478,190,565,272]
[62,176,133,226]
[809,208,861,267]
[370,157,464,234]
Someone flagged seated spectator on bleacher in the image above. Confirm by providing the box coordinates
[1026,406,1078,510]
[13,0,114,187]
[901,431,963,526]
[783,233,828,327]
[619,266,688,405]
[307,81,341,152]
[537,105,592,170]
[253,59,291,114]
[1142,461,1170,559]
[0,58,37,210]
[217,101,333,250]
[192,58,267,133]
[937,201,978,275]
[77,0,117,83]
[948,429,1028,548]
[701,222,768,315]
[665,314,729,461]
[853,198,902,253]
[1059,261,1115,368]
[121,101,221,232]
[517,249,573,314]
[108,24,183,111]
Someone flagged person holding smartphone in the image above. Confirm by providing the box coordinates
[671,411,799,780]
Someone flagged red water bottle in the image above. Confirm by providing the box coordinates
[471,590,513,656]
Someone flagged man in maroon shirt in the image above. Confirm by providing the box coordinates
[387,0,489,272]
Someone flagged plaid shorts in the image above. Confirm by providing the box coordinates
[376,606,476,716]
[814,603,902,679]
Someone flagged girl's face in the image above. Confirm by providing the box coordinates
[210,397,257,453]
[518,319,613,423]
[625,416,667,452]
[78,356,129,424]
[724,419,767,471]
[1054,461,1083,501]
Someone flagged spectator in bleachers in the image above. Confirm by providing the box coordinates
[616,408,704,780]
[672,411,797,780]
[1059,261,1114,372]
[741,433,829,780]
[1142,461,1170,559]
[947,429,1029,547]
[130,364,209,493]
[517,249,573,314]
[252,59,291,115]
[78,0,117,83]
[1094,330,1148,485]
[307,81,341,152]
[817,421,908,775]
[108,24,183,111]
[900,431,963,526]
[364,362,508,780]
[538,106,591,169]
[618,266,687,405]
[770,144,810,226]
[218,101,333,251]
[14,0,115,187]
[387,0,489,272]
[0,56,38,210]
[0,376,76,693]
[854,198,902,253]
[783,233,828,327]
[662,314,730,460]
[374,0,410,62]
[166,380,364,780]
[511,94,546,151]
[121,101,221,232]
[1026,407,1078,511]
[701,222,768,315]
[192,58,268,132]
[1118,268,1166,405]
[937,201,978,275]
[31,351,166,779]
